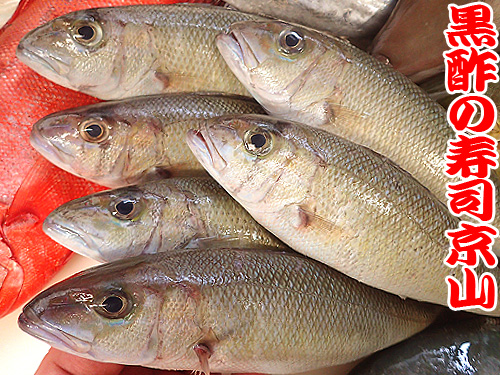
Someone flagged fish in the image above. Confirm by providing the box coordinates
[370,0,500,84]
[348,317,500,374]
[43,177,287,262]
[18,248,441,373]
[222,0,397,48]
[0,0,218,319]
[16,4,265,100]
[186,114,500,316]
[215,19,500,239]
[29,93,265,188]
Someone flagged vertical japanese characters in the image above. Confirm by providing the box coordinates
[444,2,499,311]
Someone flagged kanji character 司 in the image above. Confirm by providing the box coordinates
[444,47,499,93]
[445,134,498,179]
[447,94,497,133]
[446,267,497,311]
[445,221,498,268]
[447,178,495,222]
[445,3,498,49]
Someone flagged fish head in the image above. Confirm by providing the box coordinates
[16,9,121,97]
[17,257,163,364]
[187,114,318,213]
[43,185,166,262]
[30,104,166,188]
[217,20,333,120]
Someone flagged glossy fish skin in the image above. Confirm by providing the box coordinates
[349,318,500,374]
[30,93,265,187]
[16,4,264,100]
[216,20,500,240]
[223,0,397,46]
[187,114,500,317]
[44,177,287,262]
[18,248,440,373]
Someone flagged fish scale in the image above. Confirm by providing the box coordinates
[19,249,440,373]
[187,115,500,316]
[43,177,287,262]
[17,4,265,100]
[30,93,265,187]
[217,21,500,242]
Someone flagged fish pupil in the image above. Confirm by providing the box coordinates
[116,200,135,216]
[251,134,266,148]
[102,296,123,313]
[84,124,103,138]
[78,25,95,40]
[285,33,300,48]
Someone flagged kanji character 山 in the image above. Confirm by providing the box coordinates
[446,267,497,311]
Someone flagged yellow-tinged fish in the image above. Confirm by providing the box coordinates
[44,177,287,262]
[30,93,265,187]
[19,249,441,373]
[187,114,500,317]
[16,4,265,99]
[216,20,500,243]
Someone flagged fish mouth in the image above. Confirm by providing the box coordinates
[186,127,227,173]
[16,43,68,76]
[42,218,106,262]
[217,28,260,75]
[18,308,91,354]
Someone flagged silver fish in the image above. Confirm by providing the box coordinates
[223,0,397,47]
[44,177,287,262]
[215,19,500,242]
[187,114,500,316]
[18,249,441,373]
[29,93,264,187]
[16,4,264,99]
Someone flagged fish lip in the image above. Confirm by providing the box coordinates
[18,308,92,354]
[42,219,106,262]
[186,127,227,172]
[29,127,70,167]
[16,43,66,75]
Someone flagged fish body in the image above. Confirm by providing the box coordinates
[349,318,500,374]
[187,114,500,316]
[16,4,264,100]
[30,93,264,187]
[0,0,216,319]
[370,0,500,83]
[223,0,397,47]
[18,248,440,373]
[216,20,500,239]
[44,177,287,262]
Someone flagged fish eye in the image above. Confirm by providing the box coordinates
[244,128,273,156]
[112,198,140,220]
[96,291,131,319]
[278,29,305,55]
[79,120,109,143]
[72,20,103,46]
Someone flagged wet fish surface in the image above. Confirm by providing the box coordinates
[187,114,500,316]
[216,19,500,237]
[223,0,397,47]
[44,177,287,262]
[30,93,265,187]
[18,248,440,373]
[349,317,500,375]
[16,4,265,100]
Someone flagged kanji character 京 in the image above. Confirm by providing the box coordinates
[445,222,498,268]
